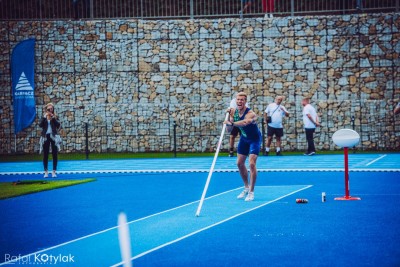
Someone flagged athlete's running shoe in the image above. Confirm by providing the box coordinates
[237,188,249,199]
[245,192,254,201]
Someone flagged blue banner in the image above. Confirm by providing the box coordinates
[11,38,36,134]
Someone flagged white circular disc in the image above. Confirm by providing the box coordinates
[332,129,360,148]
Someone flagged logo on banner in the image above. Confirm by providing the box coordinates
[14,72,34,99]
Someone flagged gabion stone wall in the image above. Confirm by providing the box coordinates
[0,13,399,154]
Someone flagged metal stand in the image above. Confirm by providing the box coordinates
[334,147,361,201]
[85,123,89,160]
[173,122,177,158]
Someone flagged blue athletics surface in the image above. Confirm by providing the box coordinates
[0,155,400,266]
[0,153,399,175]
[1,185,310,266]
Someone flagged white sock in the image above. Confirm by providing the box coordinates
[276,147,281,152]
[265,147,270,152]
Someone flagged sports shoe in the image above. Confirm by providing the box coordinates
[52,171,57,178]
[229,150,234,157]
[44,171,48,178]
[276,151,282,156]
[264,151,269,156]
[304,152,316,156]
[245,192,254,201]
[237,188,249,199]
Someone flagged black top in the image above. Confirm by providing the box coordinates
[39,117,61,137]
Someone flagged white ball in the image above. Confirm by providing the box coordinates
[332,129,360,148]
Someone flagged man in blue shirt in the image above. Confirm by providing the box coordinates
[225,92,261,201]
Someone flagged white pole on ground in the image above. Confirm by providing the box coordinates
[118,212,132,267]
[196,112,230,217]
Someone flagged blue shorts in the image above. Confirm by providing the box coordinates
[237,136,261,156]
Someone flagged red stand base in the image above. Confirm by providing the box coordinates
[335,147,361,201]
[334,196,361,201]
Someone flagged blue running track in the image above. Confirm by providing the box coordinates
[0,154,399,266]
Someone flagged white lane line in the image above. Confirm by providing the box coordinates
[365,154,387,166]
[0,187,243,266]
[110,185,313,267]
[1,168,400,176]
[1,186,312,266]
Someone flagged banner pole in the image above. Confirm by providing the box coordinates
[14,134,17,153]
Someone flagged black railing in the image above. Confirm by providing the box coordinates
[0,0,398,20]
[5,103,400,156]
[11,100,398,155]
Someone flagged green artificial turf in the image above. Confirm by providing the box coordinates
[0,179,96,200]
